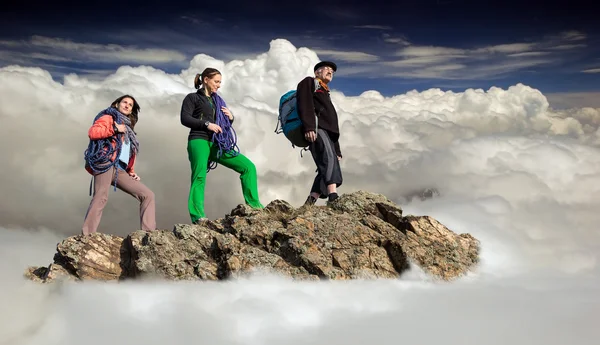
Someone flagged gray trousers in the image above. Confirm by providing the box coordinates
[82,166,156,235]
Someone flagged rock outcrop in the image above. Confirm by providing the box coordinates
[25,191,480,283]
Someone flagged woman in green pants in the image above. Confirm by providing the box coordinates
[180,67,264,223]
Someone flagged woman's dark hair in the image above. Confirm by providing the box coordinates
[194,67,221,89]
[111,94,140,129]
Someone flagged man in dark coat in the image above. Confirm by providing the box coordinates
[296,61,343,205]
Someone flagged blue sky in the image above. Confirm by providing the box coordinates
[1,0,598,102]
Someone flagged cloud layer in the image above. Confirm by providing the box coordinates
[1,28,594,85]
[1,38,600,236]
[1,37,599,344]
[0,35,188,76]
[318,30,590,79]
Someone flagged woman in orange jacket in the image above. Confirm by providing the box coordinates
[82,95,156,235]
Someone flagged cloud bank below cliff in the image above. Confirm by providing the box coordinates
[0,38,598,345]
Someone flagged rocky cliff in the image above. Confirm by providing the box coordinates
[25,191,480,283]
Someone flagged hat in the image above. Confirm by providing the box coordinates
[314,61,337,72]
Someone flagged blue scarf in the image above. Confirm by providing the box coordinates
[102,107,139,154]
[84,107,140,194]
[208,93,239,171]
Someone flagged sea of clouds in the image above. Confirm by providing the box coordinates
[0,39,599,344]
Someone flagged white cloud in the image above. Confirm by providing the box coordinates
[312,49,380,62]
[382,34,411,46]
[559,30,587,41]
[582,68,600,73]
[426,63,466,71]
[549,43,587,50]
[0,40,22,47]
[0,38,599,344]
[387,44,545,79]
[353,25,393,30]
[384,57,554,80]
[396,42,538,59]
[474,43,535,54]
[376,30,588,79]
[29,36,187,63]
[508,51,550,57]
[384,56,466,67]
[180,15,208,25]
[396,46,467,57]
[0,35,187,64]
[464,58,555,78]
[539,30,587,50]
[547,92,600,109]
[28,53,74,62]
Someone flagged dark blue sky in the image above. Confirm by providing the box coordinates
[1,0,597,98]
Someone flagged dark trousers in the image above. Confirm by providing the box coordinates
[309,129,343,198]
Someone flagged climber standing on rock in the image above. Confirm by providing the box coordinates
[180,67,264,224]
[297,61,343,206]
[82,95,157,235]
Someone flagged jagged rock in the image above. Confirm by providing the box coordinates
[328,190,397,217]
[401,216,480,280]
[55,232,127,280]
[26,232,127,282]
[225,207,406,279]
[24,190,480,283]
[25,263,76,283]
[125,223,316,281]
[126,225,219,280]
[264,199,295,214]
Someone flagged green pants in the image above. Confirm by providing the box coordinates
[187,139,263,222]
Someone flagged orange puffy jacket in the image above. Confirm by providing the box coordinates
[85,114,137,175]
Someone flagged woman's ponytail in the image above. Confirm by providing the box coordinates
[194,73,202,89]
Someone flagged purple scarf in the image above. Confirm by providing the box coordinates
[208,93,239,171]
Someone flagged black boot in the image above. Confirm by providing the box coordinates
[327,192,339,204]
[304,195,318,206]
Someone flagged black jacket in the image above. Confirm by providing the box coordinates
[296,76,342,157]
[180,87,234,141]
